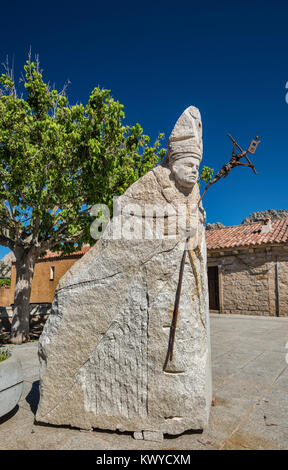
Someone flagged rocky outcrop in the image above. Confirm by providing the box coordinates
[206,222,225,230]
[0,251,14,279]
[242,209,288,224]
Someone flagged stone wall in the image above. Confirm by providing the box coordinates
[208,245,288,317]
[278,257,288,316]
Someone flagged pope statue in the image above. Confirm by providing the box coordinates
[36,106,212,439]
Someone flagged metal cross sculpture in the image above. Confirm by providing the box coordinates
[198,134,261,204]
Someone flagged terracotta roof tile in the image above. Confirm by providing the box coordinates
[11,245,91,263]
[42,245,90,260]
[206,218,288,250]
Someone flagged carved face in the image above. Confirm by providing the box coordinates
[171,155,200,189]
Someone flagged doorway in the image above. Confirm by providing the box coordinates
[208,266,220,311]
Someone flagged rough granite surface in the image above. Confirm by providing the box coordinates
[36,107,212,435]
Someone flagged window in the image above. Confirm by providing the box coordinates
[50,266,55,281]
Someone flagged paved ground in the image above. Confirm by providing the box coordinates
[0,314,288,450]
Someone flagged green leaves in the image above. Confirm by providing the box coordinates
[199,165,214,185]
[0,74,14,92]
[0,57,165,253]
[24,61,56,117]
[0,277,11,286]
[0,347,10,362]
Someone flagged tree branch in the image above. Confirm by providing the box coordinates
[40,229,84,252]
[0,233,14,250]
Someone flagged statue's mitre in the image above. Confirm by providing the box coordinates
[168,106,203,163]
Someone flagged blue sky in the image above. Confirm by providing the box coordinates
[0,0,287,258]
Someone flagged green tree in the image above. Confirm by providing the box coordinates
[0,57,166,344]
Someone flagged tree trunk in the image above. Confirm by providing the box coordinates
[10,247,37,344]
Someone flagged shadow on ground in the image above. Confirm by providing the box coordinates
[0,315,47,345]
[26,381,40,415]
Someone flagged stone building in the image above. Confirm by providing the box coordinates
[206,217,288,316]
